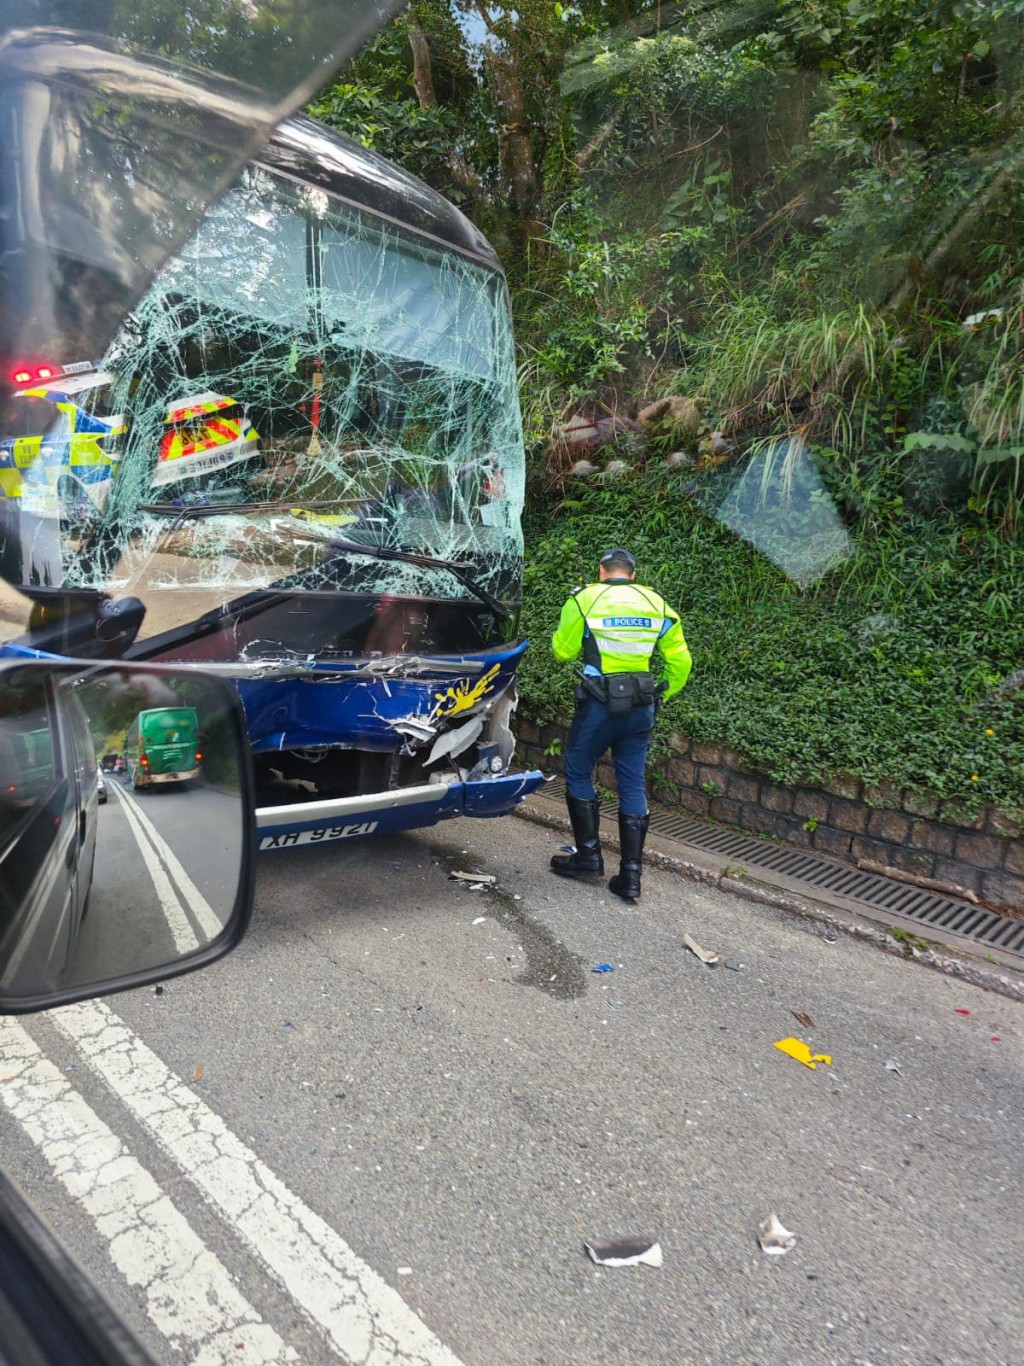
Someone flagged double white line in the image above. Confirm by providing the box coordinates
[111,782,222,952]
[0,1000,463,1364]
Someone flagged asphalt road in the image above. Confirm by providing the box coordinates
[2,811,1022,1366]
[66,780,244,986]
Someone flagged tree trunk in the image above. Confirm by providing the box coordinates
[407,23,438,108]
[488,47,541,235]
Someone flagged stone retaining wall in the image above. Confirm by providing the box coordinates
[515,720,1024,913]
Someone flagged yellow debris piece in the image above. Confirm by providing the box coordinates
[774,1037,832,1070]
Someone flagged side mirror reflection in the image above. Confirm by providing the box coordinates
[0,661,254,1012]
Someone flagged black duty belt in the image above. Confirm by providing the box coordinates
[576,671,657,715]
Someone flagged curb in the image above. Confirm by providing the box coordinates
[514,797,1024,1005]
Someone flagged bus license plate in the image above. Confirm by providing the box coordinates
[259,821,379,851]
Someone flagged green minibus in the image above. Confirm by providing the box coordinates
[124,707,201,789]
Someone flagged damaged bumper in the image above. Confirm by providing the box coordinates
[255,769,544,851]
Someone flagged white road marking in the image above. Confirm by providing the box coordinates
[53,999,464,1366]
[0,1019,299,1365]
[110,783,200,953]
[116,782,226,940]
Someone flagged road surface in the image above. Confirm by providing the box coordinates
[2,812,1022,1365]
[66,779,244,986]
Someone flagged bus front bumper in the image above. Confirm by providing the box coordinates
[255,770,545,852]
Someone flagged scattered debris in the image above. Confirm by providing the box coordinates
[427,716,483,766]
[792,1011,816,1030]
[282,1020,295,1029]
[992,1035,1002,1043]
[397,1267,413,1277]
[451,870,496,885]
[722,959,742,972]
[774,1037,832,1070]
[884,1059,901,1074]
[154,986,164,996]
[591,964,615,974]
[683,934,719,966]
[472,916,487,926]
[584,1237,663,1269]
[955,1009,971,1017]
[191,1065,205,1083]
[757,1213,797,1256]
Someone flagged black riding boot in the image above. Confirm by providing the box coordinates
[550,796,604,881]
[608,812,649,901]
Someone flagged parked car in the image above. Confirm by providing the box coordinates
[0,364,259,523]
[0,365,126,524]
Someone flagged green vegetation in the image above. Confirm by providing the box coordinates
[312,0,1024,812]
[520,473,1024,811]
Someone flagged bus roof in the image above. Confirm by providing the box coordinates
[263,116,504,274]
[136,707,198,723]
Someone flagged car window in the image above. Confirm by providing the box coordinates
[62,688,98,789]
[0,676,59,845]
[0,396,66,442]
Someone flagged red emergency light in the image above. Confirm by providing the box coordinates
[10,362,63,386]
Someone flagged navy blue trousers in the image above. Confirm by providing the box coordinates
[563,697,654,816]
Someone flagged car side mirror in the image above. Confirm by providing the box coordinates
[0,660,254,1013]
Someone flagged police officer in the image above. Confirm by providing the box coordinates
[549,548,692,900]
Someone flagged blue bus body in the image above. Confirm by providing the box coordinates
[1,117,544,841]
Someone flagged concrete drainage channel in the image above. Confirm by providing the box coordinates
[518,777,1024,1000]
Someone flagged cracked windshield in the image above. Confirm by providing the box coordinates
[2,1,1024,1364]
[7,157,523,634]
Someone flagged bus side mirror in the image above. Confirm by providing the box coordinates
[0,660,254,1014]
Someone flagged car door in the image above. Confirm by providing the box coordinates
[0,673,79,995]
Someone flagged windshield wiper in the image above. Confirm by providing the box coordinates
[136,500,512,621]
[139,499,353,516]
[322,538,511,621]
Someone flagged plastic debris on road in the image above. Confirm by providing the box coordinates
[723,959,742,971]
[792,1011,816,1029]
[472,916,487,925]
[955,1008,971,1016]
[397,1267,413,1276]
[453,868,496,890]
[757,1213,797,1256]
[191,1065,205,1082]
[591,964,615,973]
[683,934,719,965]
[884,1059,901,1074]
[584,1237,663,1268]
[774,1037,832,1070]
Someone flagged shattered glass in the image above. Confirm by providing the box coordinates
[14,159,524,642]
[713,437,852,588]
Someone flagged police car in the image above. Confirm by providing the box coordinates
[0,362,126,522]
[1,362,260,520]
[154,392,260,487]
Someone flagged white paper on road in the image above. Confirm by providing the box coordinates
[52,999,464,1366]
[0,1019,299,1364]
[757,1213,797,1255]
[584,1237,663,1268]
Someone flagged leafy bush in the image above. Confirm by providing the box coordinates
[519,471,1024,811]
